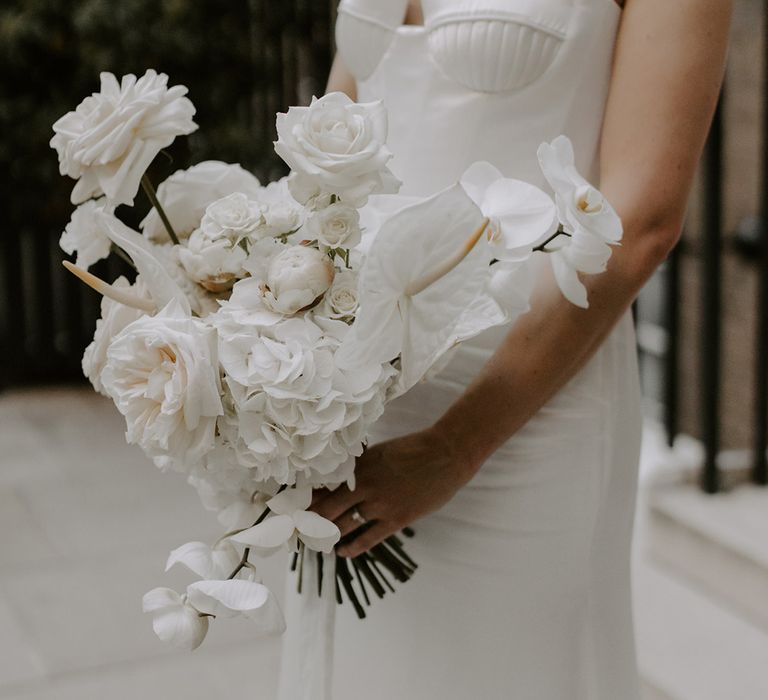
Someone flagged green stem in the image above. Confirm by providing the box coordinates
[110,243,136,270]
[141,173,180,246]
[532,226,572,253]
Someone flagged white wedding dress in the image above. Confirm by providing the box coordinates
[285,1,643,698]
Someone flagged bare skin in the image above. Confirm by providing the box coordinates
[314,0,733,557]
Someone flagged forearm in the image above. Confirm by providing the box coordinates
[433,221,672,472]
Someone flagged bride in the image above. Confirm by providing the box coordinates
[305,0,731,697]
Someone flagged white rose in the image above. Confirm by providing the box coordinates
[59,199,118,270]
[82,276,150,395]
[254,178,303,238]
[177,227,248,293]
[261,245,335,315]
[274,92,400,206]
[140,161,262,242]
[50,70,197,206]
[315,269,359,321]
[304,203,361,251]
[199,192,264,243]
[101,301,223,471]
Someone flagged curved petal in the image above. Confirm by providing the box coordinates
[486,260,534,320]
[142,586,182,613]
[267,485,312,516]
[551,253,588,309]
[459,161,504,206]
[229,514,295,553]
[187,579,268,616]
[165,541,240,580]
[151,603,209,651]
[293,510,341,553]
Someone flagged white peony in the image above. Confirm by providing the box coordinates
[537,136,623,308]
[59,199,118,270]
[140,161,263,242]
[261,245,335,315]
[100,301,223,471]
[178,229,248,293]
[82,276,150,395]
[274,92,400,207]
[303,202,361,251]
[51,70,197,206]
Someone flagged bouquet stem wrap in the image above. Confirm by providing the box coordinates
[278,552,338,700]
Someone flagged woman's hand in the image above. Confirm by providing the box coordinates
[310,426,477,558]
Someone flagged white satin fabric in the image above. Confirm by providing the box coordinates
[284,1,643,698]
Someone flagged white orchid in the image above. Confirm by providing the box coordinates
[142,587,209,651]
[186,579,285,634]
[230,485,340,554]
[460,161,558,261]
[537,135,623,307]
[51,70,197,206]
[165,540,241,580]
[336,183,507,395]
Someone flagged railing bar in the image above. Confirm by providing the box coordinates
[700,93,725,494]
[752,3,768,486]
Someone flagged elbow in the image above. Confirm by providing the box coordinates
[622,219,683,284]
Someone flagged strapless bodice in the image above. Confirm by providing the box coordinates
[335,0,621,196]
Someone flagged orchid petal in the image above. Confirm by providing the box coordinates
[186,579,285,633]
[267,485,312,515]
[229,514,295,553]
[165,541,240,580]
[552,253,589,309]
[293,510,341,553]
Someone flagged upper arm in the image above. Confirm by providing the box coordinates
[326,54,358,100]
[599,0,732,250]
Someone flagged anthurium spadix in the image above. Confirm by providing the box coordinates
[336,183,511,394]
[230,485,341,554]
[460,161,558,261]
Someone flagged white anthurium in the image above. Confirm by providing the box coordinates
[99,212,192,315]
[336,183,503,394]
[460,161,558,261]
[186,579,286,634]
[165,540,241,580]
[537,135,623,244]
[230,484,341,554]
[142,587,209,651]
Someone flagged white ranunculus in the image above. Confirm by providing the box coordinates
[51,70,197,206]
[165,540,241,580]
[142,587,209,651]
[59,199,118,269]
[177,227,248,293]
[100,301,223,471]
[304,203,361,251]
[82,276,150,395]
[261,245,335,315]
[140,161,263,242]
[460,161,558,261]
[537,136,623,307]
[315,269,359,321]
[274,92,400,207]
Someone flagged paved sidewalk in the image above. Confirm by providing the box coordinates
[0,387,285,699]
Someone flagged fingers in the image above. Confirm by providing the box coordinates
[337,520,394,558]
[335,505,371,538]
[311,485,362,522]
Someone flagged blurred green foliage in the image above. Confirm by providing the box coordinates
[0,0,333,234]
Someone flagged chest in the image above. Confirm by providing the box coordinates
[335,0,617,95]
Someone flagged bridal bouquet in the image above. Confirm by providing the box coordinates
[51,70,622,652]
